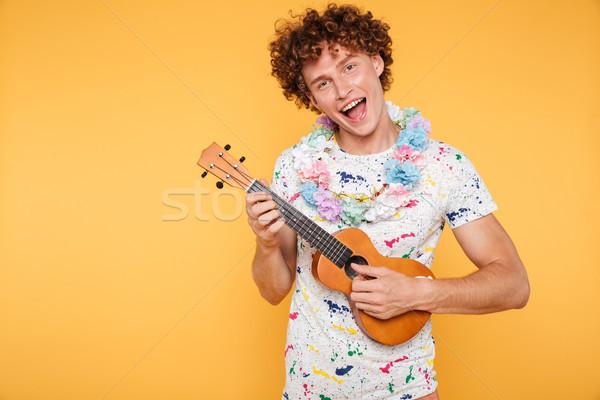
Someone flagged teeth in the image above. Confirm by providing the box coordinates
[341,98,364,112]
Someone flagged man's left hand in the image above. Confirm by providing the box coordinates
[349,263,429,320]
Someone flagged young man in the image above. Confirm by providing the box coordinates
[245,4,529,399]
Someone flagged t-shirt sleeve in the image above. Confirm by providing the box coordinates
[444,150,498,229]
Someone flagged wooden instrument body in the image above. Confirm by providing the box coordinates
[311,228,435,345]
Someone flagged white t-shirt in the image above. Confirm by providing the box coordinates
[270,136,497,399]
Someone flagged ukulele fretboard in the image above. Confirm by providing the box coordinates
[248,180,353,268]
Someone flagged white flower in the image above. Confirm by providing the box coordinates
[292,136,333,171]
[363,192,409,222]
[386,101,406,123]
[292,141,315,170]
[380,193,407,209]
[363,198,396,221]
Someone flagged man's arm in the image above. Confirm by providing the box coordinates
[424,213,529,314]
[246,179,298,305]
[350,213,530,318]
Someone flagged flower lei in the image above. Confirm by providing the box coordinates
[292,101,432,227]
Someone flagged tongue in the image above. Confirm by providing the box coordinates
[346,100,366,119]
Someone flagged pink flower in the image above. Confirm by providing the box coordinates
[392,144,425,166]
[394,143,416,159]
[299,160,330,188]
[313,189,343,222]
[385,183,411,206]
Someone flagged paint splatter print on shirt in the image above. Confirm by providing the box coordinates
[271,137,497,399]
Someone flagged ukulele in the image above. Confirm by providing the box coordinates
[198,143,435,345]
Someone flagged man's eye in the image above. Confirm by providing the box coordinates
[319,81,329,88]
[345,64,355,71]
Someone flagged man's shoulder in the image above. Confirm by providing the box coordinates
[271,140,303,177]
[273,136,308,168]
[275,142,298,162]
[428,138,465,156]
[426,138,472,167]
[270,141,304,198]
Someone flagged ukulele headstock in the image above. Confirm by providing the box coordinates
[197,143,254,191]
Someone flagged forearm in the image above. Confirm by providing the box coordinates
[246,182,297,306]
[251,241,295,305]
[421,259,530,314]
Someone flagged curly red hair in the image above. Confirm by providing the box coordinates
[269,4,393,113]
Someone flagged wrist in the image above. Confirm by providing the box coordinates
[418,277,443,314]
[256,237,281,256]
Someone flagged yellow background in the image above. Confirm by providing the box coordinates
[1,0,599,399]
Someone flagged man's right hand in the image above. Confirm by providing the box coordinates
[245,178,287,250]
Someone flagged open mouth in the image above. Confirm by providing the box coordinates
[341,98,367,121]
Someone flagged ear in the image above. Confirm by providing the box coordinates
[305,92,320,110]
[371,52,384,77]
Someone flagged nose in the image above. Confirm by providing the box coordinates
[335,78,352,99]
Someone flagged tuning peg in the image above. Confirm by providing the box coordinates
[216,181,224,189]
[201,171,208,178]
[239,156,246,163]
[224,144,231,151]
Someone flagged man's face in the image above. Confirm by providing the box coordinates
[301,43,386,139]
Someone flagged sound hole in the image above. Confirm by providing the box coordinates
[344,255,368,280]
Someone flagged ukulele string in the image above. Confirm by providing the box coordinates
[252,179,352,267]
[210,163,253,190]
[221,155,254,185]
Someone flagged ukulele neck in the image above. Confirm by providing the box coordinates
[247,179,352,268]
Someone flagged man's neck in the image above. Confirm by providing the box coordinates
[335,116,399,155]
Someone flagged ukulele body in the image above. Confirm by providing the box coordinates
[311,228,435,345]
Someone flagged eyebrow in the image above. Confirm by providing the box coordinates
[309,54,356,86]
